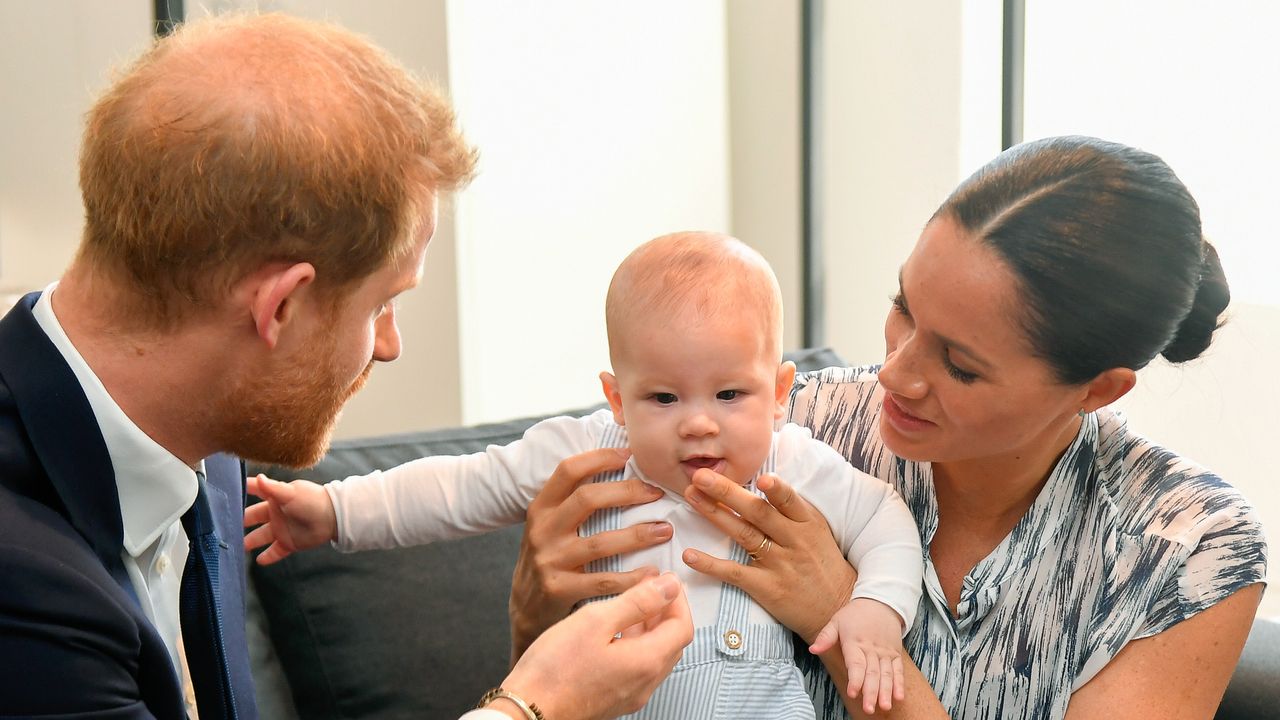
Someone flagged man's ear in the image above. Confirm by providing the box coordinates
[774,360,797,420]
[1080,367,1137,414]
[248,263,317,349]
[600,371,626,427]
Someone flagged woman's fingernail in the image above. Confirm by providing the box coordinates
[682,549,700,564]
[651,523,673,540]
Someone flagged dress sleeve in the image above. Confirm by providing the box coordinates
[777,425,925,633]
[1136,492,1268,639]
[325,412,602,551]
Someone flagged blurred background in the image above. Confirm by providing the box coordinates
[1,0,1274,615]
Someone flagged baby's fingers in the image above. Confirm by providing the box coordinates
[859,652,881,715]
[876,653,896,711]
[844,645,867,700]
[243,500,270,528]
[808,618,840,655]
[243,523,273,552]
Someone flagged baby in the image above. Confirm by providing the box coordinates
[245,232,923,719]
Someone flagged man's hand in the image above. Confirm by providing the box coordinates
[810,597,907,715]
[509,447,672,661]
[499,573,693,720]
[243,474,338,565]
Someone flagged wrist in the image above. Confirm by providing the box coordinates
[801,571,858,645]
[485,697,530,720]
[476,687,547,720]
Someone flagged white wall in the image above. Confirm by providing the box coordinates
[445,0,731,424]
[819,1,968,363]
[0,1,151,294]
[727,0,803,352]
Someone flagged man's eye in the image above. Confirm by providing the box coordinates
[653,393,677,405]
[716,390,740,401]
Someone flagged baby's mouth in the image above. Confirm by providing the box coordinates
[680,456,726,477]
[684,457,721,469]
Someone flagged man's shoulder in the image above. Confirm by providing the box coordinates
[0,482,102,580]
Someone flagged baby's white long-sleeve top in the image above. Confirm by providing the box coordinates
[325,408,923,631]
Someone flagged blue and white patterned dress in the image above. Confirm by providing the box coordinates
[786,365,1268,720]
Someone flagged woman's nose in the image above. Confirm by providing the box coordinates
[880,337,928,400]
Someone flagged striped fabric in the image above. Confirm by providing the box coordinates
[583,427,818,719]
[787,365,1268,720]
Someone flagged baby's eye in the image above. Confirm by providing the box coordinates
[716,390,740,401]
[653,393,678,405]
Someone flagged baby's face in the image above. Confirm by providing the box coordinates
[602,311,792,496]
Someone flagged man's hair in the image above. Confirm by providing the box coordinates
[604,232,783,365]
[76,12,477,328]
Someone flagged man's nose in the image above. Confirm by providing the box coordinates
[372,305,402,362]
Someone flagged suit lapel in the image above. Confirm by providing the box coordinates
[0,294,137,602]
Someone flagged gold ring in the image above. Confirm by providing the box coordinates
[747,536,773,562]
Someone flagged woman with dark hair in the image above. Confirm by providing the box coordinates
[509,136,1267,719]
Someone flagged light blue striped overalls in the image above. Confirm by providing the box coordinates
[581,423,818,720]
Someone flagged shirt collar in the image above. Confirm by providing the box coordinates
[33,282,200,556]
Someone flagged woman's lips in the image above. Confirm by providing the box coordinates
[882,393,936,433]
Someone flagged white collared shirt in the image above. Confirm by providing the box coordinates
[33,282,200,691]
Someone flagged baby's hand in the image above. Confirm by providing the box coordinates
[809,597,906,715]
[242,474,338,565]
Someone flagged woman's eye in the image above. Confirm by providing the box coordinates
[716,390,740,401]
[653,393,677,405]
[890,292,910,317]
[944,355,979,384]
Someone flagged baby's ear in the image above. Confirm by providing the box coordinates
[774,361,797,420]
[599,371,627,426]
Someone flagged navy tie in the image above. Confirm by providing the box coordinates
[180,473,238,719]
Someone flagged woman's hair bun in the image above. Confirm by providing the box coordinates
[1160,239,1231,363]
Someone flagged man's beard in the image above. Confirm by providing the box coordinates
[219,327,374,469]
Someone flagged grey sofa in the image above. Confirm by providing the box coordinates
[244,347,1276,719]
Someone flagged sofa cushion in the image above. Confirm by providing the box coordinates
[248,347,848,719]
[1215,617,1280,720]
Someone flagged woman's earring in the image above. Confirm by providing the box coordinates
[1078,408,1087,418]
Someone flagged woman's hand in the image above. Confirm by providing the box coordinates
[680,468,857,644]
[509,447,673,662]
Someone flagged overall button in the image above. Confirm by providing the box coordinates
[723,629,743,650]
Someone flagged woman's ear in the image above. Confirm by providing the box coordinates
[1081,367,1137,413]
[600,371,626,426]
[774,360,797,420]
[247,263,317,349]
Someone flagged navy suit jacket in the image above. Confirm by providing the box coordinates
[0,294,257,719]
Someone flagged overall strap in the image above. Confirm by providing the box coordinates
[581,421,629,577]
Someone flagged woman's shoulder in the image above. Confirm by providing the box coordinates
[789,364,882,418]
[794,363,883,388]
[1095,409,1265,551]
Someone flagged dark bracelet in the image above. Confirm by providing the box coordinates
[476,687,547,720]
